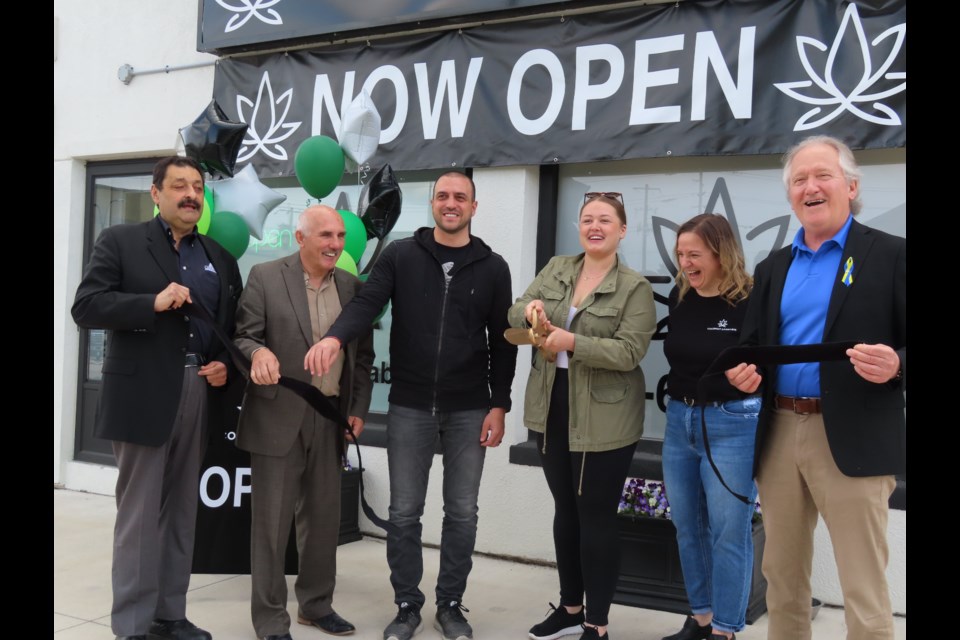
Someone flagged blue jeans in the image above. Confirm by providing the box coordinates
[386,404,488,608]
[661,397,760,634]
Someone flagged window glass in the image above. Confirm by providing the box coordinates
[557,150,906,439]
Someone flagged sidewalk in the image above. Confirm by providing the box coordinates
[54,489,905,639]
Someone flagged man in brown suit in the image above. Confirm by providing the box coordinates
[234,205,374,640]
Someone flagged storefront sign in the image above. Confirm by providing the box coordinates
[212,0,906,175]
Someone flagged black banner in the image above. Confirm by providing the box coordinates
[198,0,570,53]
[212,0,905,176]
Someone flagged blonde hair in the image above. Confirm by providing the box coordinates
[674,213,752,304]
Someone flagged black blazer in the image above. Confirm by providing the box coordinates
[72,217,243,446]
[742,219,906,478]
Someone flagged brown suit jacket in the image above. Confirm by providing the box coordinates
[233,252,374,456]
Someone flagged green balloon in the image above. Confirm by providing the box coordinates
[295,135,345,198]
[338,209,368,264]
[199,185,213,235]
[336,251,358,276]
[205,210,250,259]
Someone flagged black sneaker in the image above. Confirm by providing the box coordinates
[528,603,585,640]
[383,602,423,640]
[434,601,473,640]
[579,626,608,640]
[662,616,712,640]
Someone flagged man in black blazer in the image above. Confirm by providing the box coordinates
[72,156,242,640]
[727,136,904,640]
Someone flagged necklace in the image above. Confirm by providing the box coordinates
[580,266,611,280]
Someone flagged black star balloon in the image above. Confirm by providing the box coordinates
[358,164,403,275]
[179,100,249,178]
[358,164,402,241]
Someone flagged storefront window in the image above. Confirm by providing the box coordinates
[557,150,906,439]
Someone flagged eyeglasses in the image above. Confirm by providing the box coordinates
[583,191,624,206]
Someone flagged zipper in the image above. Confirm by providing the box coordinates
[431,275,450,416]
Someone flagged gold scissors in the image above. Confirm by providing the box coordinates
[504,311,557,362]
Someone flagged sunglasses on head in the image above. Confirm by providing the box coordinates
[583,191,624,206]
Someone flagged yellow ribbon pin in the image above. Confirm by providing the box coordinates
[841,256,854,286]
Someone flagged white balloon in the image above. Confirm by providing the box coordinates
[208,163,286,240]
[339,90,381,166]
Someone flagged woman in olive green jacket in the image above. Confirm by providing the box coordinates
[510,193,655,640]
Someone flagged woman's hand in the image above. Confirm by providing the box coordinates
[542,320,575,353]
[525,299,547,327]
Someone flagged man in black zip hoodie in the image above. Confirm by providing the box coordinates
[310,171,517,640]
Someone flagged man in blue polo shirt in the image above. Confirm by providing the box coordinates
[727,136,905,640]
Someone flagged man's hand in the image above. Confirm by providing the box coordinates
[347,416,365,439]
[847,343,901,384]
[154,283,192,312]
[250,348,281,385]
[305,336,342,376]
[480,407,506,448]
[726,362,762,394]
[198,360,227,387]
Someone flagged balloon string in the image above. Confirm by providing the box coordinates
[360,238,385,276]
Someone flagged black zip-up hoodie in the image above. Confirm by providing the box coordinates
[326,227,517,413]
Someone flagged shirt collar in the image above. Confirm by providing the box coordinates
[156,215,199,247]
[791,213,853,256]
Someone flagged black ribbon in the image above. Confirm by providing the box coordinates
[184,300,398,535]
[697,341,857,503]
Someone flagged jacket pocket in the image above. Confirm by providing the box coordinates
[590,382,628,403]
[579,305,620,336]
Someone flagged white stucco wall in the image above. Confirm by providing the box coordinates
[53,0,905,616]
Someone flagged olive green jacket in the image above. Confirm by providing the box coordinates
[508,254,656,452]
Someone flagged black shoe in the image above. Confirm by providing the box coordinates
[148,619,212,640]
[579,626,608,640]
[298,611,356,636]
[383,602,424,640]
[662,617,712,640]
[262,635,293,640]
[433,601,472,640]
[116,636,148,640]
[529,603,585,640]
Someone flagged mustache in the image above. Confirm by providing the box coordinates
[178,198,202,210]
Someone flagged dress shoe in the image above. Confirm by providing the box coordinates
[262,635,293,640]
[297,611,356,636]
[662,616,712,640]
[148,618,212,640]
[116,636,147,639]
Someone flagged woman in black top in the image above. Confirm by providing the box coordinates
[661,214,759,640]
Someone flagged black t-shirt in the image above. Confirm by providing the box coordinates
[433,242,472,285]
[663,286,749,403]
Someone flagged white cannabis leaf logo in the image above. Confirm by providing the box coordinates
[216,0,283,33]
[236,71,302,162]
[774,3,905,131]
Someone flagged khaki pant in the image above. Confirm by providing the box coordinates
[757,408,895,640]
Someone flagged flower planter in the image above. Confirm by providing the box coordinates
[613,515,767,624]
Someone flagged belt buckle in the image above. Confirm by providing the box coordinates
[793,396,812,415]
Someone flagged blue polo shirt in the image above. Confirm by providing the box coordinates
[776,214,853,397]
[157,216,221,354]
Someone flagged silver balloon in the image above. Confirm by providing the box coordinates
[208,163,286,240]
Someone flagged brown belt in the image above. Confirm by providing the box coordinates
[775,394,822,414]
